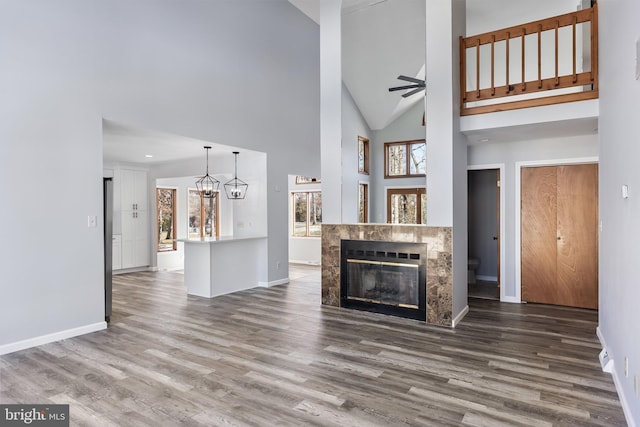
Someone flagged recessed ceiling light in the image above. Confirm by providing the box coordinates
[145,154,154,158]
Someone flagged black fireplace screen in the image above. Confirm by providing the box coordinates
[340,240,426,320]
[346,260,419,308]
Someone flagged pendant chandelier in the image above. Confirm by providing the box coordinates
[195,146,219,198]
[224,151,248,199]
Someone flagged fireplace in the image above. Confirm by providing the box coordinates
[340,240,427,321]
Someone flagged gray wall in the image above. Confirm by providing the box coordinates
[341,84,372,223]
[468,134,598,299]
[598,0,640,424]
[0,0,319,348]
[371,100,426,223]
[468,169,498,279]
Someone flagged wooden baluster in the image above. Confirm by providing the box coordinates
[491,35,495,96]
[572,16,577,83]
[555,20,559,86]
[521,29,526,91]
[506,32,510,93]
[476,38,480,98]
[460,36,467,105]
[538,24,542,89]
[591,4,599,91]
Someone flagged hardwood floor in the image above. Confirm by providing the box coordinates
[0,266,626,426]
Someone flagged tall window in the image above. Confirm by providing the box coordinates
[358,136,369,175]
[387,188,426,224]
[188,189,220,239]
[359,183,369,223]
[157,188,177,251]
[384,140,426,178]
[292,191,322,237]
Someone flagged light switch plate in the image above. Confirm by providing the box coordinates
[88,215,97,228]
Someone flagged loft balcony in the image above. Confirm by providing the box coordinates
[460,4,598,117]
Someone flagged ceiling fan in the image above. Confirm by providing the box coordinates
[388,75,425,98]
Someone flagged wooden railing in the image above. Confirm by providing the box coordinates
[460,4,598,116]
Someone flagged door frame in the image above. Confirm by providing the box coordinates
[467,164,506,302]
[515,157,598,304]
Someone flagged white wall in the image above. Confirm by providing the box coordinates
[288,175,322,265]
[468,134,598,299]
[597,0,640,424]
[0,0,318,351]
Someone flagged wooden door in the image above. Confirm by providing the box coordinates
[521,164,598,309]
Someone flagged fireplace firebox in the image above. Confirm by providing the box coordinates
[340,240,427,321]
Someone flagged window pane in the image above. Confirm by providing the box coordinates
[387,144,407,176]
[309,192,322,237]
[359,183,368,223]
[390,193,417,224]
[293,193,308,237]
[421,192,427,224]
[203,195,216,238]
[188,190,201,239]
[409,142,426,174]
[157,188,175,251]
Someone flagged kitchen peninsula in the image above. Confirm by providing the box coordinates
[178,235,268,298]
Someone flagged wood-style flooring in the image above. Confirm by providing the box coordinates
[0,265,627,426]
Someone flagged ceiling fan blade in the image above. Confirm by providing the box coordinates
[402,87,425,98]
[397,75,425,84]
[389,84,421,92]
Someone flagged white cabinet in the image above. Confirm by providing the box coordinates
[115,169,149,270]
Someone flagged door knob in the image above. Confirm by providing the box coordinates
[493,236,498,240]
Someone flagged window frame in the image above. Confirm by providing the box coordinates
[291,190,322,237]
[384,139,426,179]
[156,187,177,252]
[386,187,426,224]
[358,136,370,175]
[358,182,369,223]
[188,188,220,239]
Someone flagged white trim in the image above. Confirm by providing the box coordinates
[476,275,498,282]
[289,260,321,266]
[597,326,638,427]
[515,157,598,304]
[452,305,469,328]
[259,278,289,287]
[0,322,107,356]
[467,163,507,303]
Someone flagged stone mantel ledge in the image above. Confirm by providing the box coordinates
[321,224,453,327]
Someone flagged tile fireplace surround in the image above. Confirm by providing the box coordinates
[321,224,453,326]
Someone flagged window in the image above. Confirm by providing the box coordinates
[157,188,177,251]
[295,176,320,184]
[384,140,426,178]
[358,183,368,223]
[292,191,322,237]
[358,136,369,174]
[188,189,220,239]
[387,188,426,224]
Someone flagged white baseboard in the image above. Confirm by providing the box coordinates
[452,305,469,328]
[596,326,637,427]
[501,296,521,303]
[476,275,498,282]
[0,322,107,356]
[113,266,151,275]
[289,260,321,266]
[258,278,289,287]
